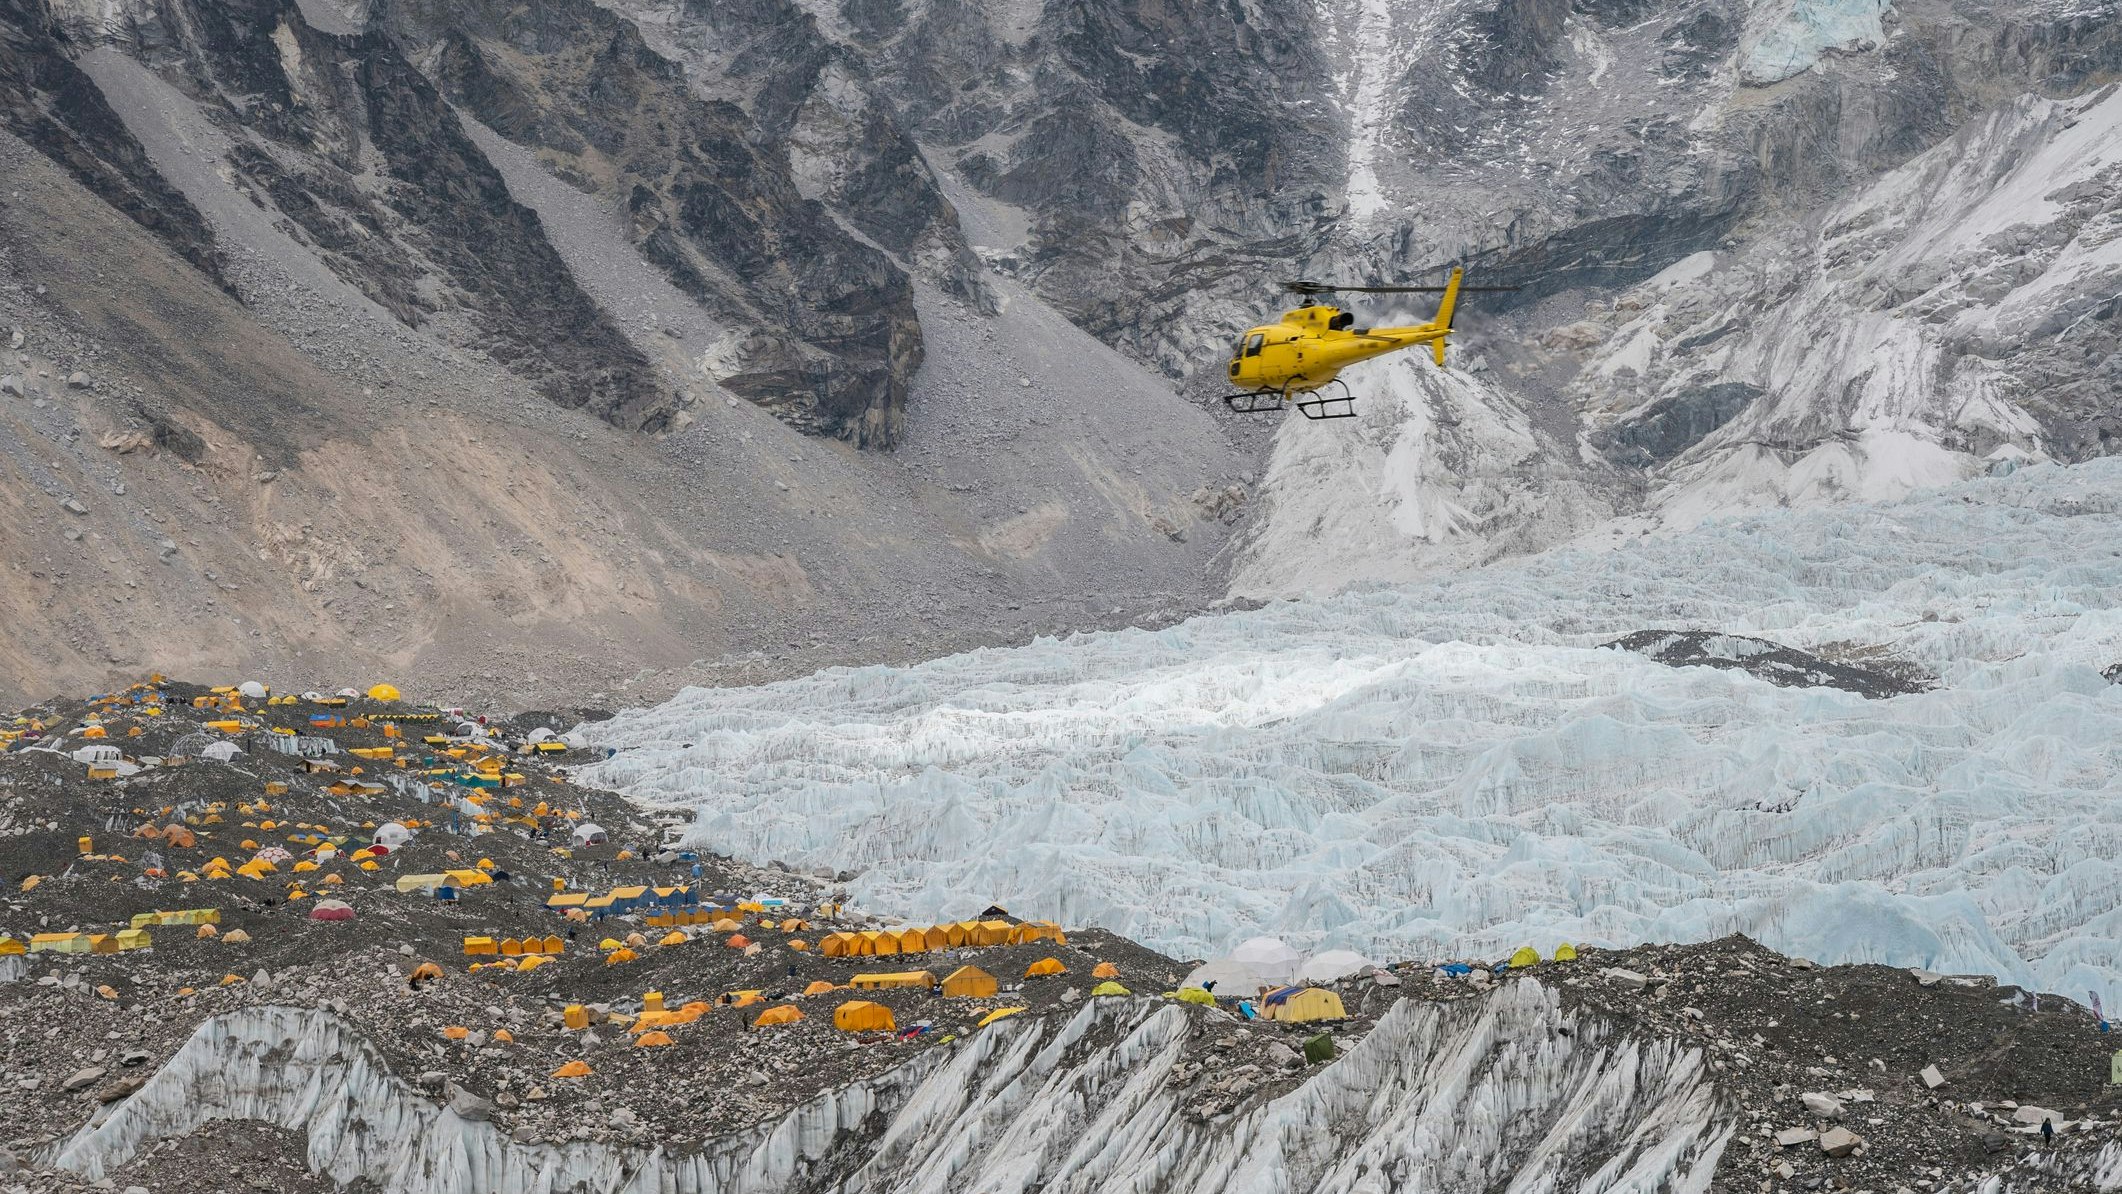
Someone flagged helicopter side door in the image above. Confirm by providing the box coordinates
[1255,332,1303,387]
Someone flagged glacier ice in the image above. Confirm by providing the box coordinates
[52,987,1732,1194]
[585,461,2122,1004]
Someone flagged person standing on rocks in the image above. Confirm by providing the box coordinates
[2042,1117,2055,1146]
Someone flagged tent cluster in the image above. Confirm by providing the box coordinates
[464,934,568,957]
[26,929,152,954]
[129,908,219,929]
[546,884,702,919]
[818,920,1063,957]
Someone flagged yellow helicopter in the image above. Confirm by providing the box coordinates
[1222,267,1516,419]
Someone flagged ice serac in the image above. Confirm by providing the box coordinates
[49,985,1735,1193]
[586,461,2122,1004]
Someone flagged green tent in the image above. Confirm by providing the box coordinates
[1303,1033,1336,1064]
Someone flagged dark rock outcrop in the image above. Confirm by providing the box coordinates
[0,0,227,285]
[1604,630,1932,700]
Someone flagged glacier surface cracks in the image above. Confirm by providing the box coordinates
[587,462,2122,1005]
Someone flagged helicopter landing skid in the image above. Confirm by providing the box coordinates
[1221,389,1286,416]
[1293,379,1357,420]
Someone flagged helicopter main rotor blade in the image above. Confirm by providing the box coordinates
[1282,283,1523,293]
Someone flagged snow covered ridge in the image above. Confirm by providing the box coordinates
[586,461,2122,1002]
[48,988,1732,1193]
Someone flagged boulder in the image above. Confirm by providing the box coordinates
[1921,1064,1946,1089]
[1818,1126,1863,1157]
[65,371,90,388]
[450,1088,497,1122]
[0,375,20,397]
[2012,1105,2058,1125]
[95,1075,147,1104]
[1602,968,1647,990]
[61,1067,107,1093]
[1801,1092,1844,1119]
[1775,1127,1817,1147]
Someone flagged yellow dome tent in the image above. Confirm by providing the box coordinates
[833,1001,896,1032]
[1024,957,1066,977]
[1553,943,1579,961]
[1508,946,1540,969]
[753,1005,804,1027]
[1173,987,1216,1005]
[1091,981,1131,997]
[977,1007,1027,1028]
[367,684,401,702]
[1263,986,1346,1023]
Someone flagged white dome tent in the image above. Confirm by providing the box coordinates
[571,821,607,846]
[1228,936,1303,986]
[1298,949,1375,984]
[1180,958,1275,996]
[373,822,413,849]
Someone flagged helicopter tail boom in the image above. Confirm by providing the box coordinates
[1430,267,1463,366]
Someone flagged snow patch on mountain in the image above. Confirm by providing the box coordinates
[1229,357,1613,596]
[1581,83,2122,533]
[1739,0,1892,86]
[586,461,2122,1004]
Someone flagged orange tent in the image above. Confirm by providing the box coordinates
[861,930,897,956]
[634,1031,675,1048]
[725,934,751,949]
[550,1060,593,1077]
[833,1001,896,1032]
[410,962,444,982]
[802,980,837,996]
[891,926,928,953]
[1024,957,1066,977]
[753,1005,804,1027]
[820,932,857,958]
[921,925,951,950]
[1092,961,1120,979]
[974,920,1013,946]
[941,965,998,998]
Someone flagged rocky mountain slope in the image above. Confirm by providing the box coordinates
[3,0,2118,691]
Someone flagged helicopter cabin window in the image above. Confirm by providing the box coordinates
[1242,333,1265,358]
[1329,311,1355,331]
